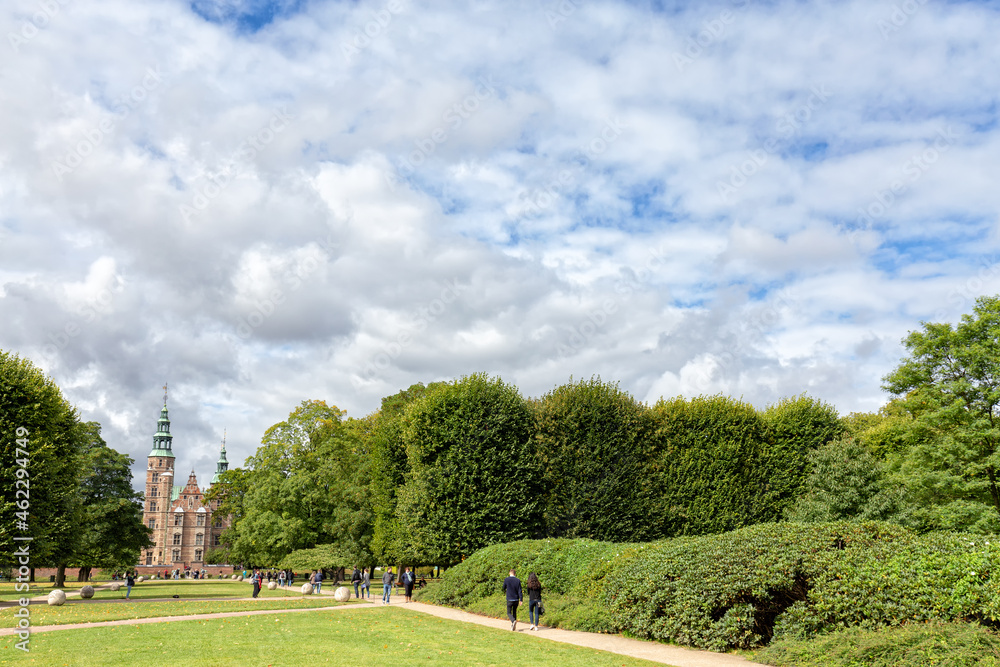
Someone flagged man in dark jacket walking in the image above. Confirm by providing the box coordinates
[502,569,523,631]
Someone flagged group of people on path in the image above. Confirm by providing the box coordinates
[502,569,543,631]
[377,566,417,604]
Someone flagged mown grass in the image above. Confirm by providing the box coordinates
[0,605,662,666]
[756,621,1000,667]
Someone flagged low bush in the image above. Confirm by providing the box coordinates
[758,621,1000,667]
[421,522,1000,652]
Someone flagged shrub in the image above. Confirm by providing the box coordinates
[758,621,1000,667]
[423,522,1000,652]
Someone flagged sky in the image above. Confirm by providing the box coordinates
[2,0,999,489]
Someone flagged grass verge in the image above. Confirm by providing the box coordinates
[1,605,662,666]
[0,579,307,602]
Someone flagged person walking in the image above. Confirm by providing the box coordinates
[351,566,362,599]
[125,571,135,600]
[251,568,261,598]
[527,572,543,631]
[402,567,415,603]
[361,567,371,599]
[502,569,523,631]
[278,570,286,587]
[382,567,395,604]
[311,569,323,594]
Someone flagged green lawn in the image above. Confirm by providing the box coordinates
[1,606,661,666]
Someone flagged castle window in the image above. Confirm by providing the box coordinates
[151,473,159,484]
[150,487,158,497]
[172,549,180,562]
[188,499,193,509]
[195,549,202,561]
[146,552,153,565]
[214,519,223,528]
[173,533,181,545]
[214,534,221,546]
[175,515,182,526]
[148,519,156,529]
[149,501,157,512]
[195,534,203,546]
[197,515,205,527]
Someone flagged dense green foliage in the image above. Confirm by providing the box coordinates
[0,351,82,571]
[883,295,1000,531]
[761,394,845,506]
[651,395,779,535]
[421,522,1000,652]
[218,400,372,566]
[396,374,543,564]
[72,421,152,575]
[786,437,903,523]
[759,622,1000,667]
[534,377,658,541]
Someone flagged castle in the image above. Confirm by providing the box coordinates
[140,394,231,568]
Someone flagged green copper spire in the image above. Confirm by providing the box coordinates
[212,430,229,484]
[149,383,175,458]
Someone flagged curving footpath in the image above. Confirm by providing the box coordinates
[2,585,769,667]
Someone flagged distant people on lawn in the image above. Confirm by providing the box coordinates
[352,566,362,598]
[125,571,135,599]
[502,569,523,631]
[361,568,371,598]
[310,569,324,593]
[252,568,262,598]
[279,570,286,586]
[402,567,415,603]
[527,572,543,631]
[382,567,395,604]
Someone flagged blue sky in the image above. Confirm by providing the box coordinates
[2,0,999,486]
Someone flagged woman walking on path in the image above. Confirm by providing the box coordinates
[125,571,135,600]
[361,567,371,599]
[527,572,543,631]
[402,567,415,603]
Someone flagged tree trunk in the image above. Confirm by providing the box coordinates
[78,566,92,582]
[29,567,35,582]
[55,564,66,588]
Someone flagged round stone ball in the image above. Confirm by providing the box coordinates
[47,590,67,606]
[137,576,145,583]
[231,574,238,579]
[334,586,351,602]
[80,585,95,599]
[109,583,121,592]
[300,583,314,595]
[267,581,277,590]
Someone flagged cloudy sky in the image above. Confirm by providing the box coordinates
[2,0,998,487]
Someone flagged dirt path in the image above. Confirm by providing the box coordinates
[2,588,770,667]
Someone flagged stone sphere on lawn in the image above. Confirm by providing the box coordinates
[334,586,351,602]
[300,583,313,595]
[267,581,277,590]
[231,574,238,579]
[238,575,244,581]
[137,576,145,583]
[109,583,121,592]
[47,590,66,606]
[80,585,95,599]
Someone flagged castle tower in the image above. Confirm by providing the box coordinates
[143,384,175,566]
[212,432,229,484]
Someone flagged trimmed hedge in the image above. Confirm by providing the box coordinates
[420,522,1000,651]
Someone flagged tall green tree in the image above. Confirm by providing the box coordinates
[396,373,542,564]
[534,377,659,541]
[0,351,81,585]
[883,295,1000,531]
[367,383,445,564]
[72,421,152,580]
[651,395,777,536]
[760,393,844,509]
[223,400,372,566]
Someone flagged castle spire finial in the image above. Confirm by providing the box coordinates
[163,382,168,406]
[222,428,227,451]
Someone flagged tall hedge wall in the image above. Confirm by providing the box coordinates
[421,522,1000,651]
